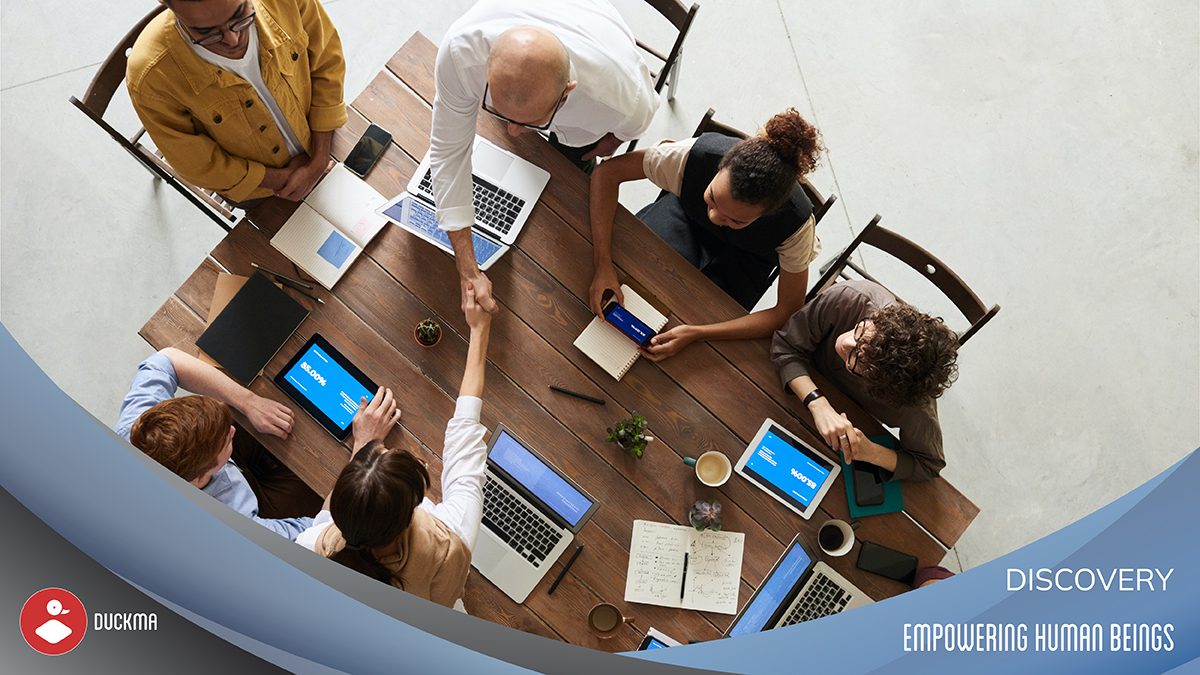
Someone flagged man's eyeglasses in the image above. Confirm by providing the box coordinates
[180,10,256,47]
[847,319,869,376]
[480,82,568,132]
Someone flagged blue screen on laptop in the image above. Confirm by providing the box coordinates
[490,430,592,527]
[281,343,373,431]
[743,428,832,509]
[383,198,504,262]
[728,542,811,637]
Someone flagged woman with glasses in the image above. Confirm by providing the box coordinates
[770,280,960,482]
[296,283,493,609]
[588,108,825,361]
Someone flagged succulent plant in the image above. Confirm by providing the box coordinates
[605,411,651,458]
[689,499,723,531]
[415,319,441,346]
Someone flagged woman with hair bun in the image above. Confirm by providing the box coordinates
[297,283,493,609]
[589,108,826,361]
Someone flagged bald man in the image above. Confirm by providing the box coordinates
[431,0,659,314]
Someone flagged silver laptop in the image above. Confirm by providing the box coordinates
[409,136,550,246]
[723,533,874,638]
[377,193,509,271]
[472,424,600,604]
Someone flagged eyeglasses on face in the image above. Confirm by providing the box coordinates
[847,319,870,376]
[480,82,568,132]
[180,8,256,47]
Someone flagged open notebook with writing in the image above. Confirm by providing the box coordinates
[270,164,387,289]
[573,284,668,381]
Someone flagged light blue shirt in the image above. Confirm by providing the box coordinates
[117,354,313,540]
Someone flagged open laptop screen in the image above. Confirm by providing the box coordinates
[726,541,812,638]
[489,430,593,527]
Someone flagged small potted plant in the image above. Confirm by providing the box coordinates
[689,499,723,532]
[605,411,652,458]
[414,318,442,348]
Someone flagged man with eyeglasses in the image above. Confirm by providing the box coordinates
[431,0,659,315]
[127,0,345,206]
[770,280,961,482]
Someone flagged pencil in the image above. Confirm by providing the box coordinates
[251,262,314,290]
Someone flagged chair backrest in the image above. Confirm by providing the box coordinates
[69,5,235,230]
[806,214,1001,346]
[690,108,838,225]
[636,0,700,96]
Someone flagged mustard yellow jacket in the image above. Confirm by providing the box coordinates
[127,0,346,202]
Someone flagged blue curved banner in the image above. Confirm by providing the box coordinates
[0,323,1195,674]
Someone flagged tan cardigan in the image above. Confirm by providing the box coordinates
[315,508,471,608]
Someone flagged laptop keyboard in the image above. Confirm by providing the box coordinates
[778,572,852,626]
[418,170,525,236]
[482,475,563,568]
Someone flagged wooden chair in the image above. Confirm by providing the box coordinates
[68,6,236,231]
[807,214,1001,346]
[624,0,699,152]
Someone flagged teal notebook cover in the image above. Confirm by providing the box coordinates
[842,434,904,517]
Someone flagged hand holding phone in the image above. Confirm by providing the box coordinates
[602,295,657,348]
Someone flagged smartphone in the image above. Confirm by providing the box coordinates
[852,460,885,507]
[856,540,918,586]
[602,296,657,348]
[344,123,391,178]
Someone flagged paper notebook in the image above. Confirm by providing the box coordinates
[270,164,387,289]
[194,271,309,385]
[624,520,744,615]
[573,284,668,381]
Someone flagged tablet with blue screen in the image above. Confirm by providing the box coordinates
[274,334,378,441]
[734,419,841,520]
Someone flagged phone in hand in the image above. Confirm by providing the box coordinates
[856,540,918,586]
[602,294,657,348]
[852,460,885,506]
[344,123,391,178]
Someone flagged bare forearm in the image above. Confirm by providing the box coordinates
[459,325,490,399]
[448,228,480,279]
[160,348,253,412]
[309,130,333,163]
[686,306,793,343]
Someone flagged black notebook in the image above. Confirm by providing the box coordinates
[196,271,310,385]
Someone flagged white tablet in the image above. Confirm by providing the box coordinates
[734,419,841,520]
[376,192,509,271]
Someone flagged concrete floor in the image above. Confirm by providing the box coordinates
[2,0,1196,575]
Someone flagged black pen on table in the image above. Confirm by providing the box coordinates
[278,278,324,304]
[251,262,314,289]
[547,544,584,595]
[680,553,689,600]
[549,385,605,405]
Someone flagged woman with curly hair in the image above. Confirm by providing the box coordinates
[770,280,960,482]
[589,108,826,361]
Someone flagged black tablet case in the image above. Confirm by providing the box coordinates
[196,271,309,385]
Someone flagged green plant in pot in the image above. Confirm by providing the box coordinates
[689,499,723,531]
[414,318,441,347]
[605,411,652,458]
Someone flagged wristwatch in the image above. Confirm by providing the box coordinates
[801,389,825,408]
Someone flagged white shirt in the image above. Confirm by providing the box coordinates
[296,396,488,552]
[430,0,659,231]
[184,22,305,158]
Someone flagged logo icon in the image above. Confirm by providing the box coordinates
[20,588,87,655]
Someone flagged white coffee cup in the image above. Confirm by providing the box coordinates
[818,519,860,557]
[684,451,732,487]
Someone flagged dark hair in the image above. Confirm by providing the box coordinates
[130,395,231,482]
[858,304,960,408]
[717,108,825,214]
[327,442,431,585]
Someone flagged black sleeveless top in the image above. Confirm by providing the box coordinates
[678,133,814,266]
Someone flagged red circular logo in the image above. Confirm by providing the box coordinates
[20,588,87,655]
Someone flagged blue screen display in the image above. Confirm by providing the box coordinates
[728,543,811,637]
[383,197,503,262]
[644,637,669,649]
[605,303,653,344]
[282,343,373,431]
[490,431,592,527]
[744,428,832,509]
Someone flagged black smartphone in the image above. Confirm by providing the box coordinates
[344,123,391,178]
[602,296,657,348]
[852,460,885,506]
[857,540,918,586]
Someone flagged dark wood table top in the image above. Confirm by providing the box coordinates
[140,32,978,651]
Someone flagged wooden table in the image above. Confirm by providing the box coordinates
[140,32,978,651]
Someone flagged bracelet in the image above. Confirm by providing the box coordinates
[801,389,825,408]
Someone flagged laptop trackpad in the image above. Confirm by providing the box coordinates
[473,142,514,181]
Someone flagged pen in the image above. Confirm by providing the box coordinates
[277,278,325,305]
[251,262,314,290]
[547,544,584,595]
[549,385,605,405]
[680,553,688,600]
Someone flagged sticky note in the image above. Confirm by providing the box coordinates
[317,231,355,268]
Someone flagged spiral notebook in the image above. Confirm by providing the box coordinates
[573,284,668,381]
